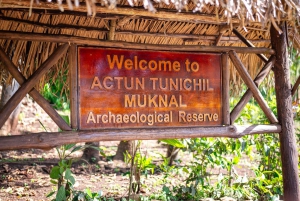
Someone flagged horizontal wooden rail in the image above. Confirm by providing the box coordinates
[0,124,281,150]
[0,16,270,44]
[0,0,239,25]
[0,31,276,54]
[232,28,269,63]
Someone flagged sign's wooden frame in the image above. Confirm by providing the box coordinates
[0,28,286,151]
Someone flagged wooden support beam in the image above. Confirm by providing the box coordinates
[215,33,224,46]
[230,56,276,123]
[232,28,268,63]
[0,124,281,150]
[108,19,116,41]
[68,44,78,129]
[0,31,276,54]
[222,53,230,125]
[0,15,270,43]
[0,44,69,129]
[0,47,71,131]
[0,0,239,25]
[292,75,300,96]
[271,23,300,201]
[229,50,278,124]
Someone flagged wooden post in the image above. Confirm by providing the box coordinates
[222,53,230,125]
[69,44,78,129]
[270,23,300,201]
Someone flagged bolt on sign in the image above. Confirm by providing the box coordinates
[78,47,223,129]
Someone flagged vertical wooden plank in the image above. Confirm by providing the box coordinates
[222,53,230,125]
[69,44,78,129]
[270,23,300,201]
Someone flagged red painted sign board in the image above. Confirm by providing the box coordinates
[78,47,222,129]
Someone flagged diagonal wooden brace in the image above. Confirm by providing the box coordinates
[0,44,70,129]
[229,50,278,124]
[230,56,276,123]
[232,28,268,63]
[292,75,300,96]
[0,46,71,131]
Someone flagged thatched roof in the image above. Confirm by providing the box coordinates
[0,0,300,95]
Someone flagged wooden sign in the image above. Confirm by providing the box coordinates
[78,47,222,129]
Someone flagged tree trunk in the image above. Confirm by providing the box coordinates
[114,141,134,161]
[270,22,300,201]
[0,79,21,135]
[82,142,100,163]
[166,145,179,166]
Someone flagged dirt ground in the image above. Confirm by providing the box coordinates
[0,140,177,201]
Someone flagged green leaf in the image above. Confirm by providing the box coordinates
[59,166,65,174]
[50,166,60,179]
[64,144,76,151]
[50,179,58,184]
[85,188,93,198]
[46,191,55,198]
[68,176,75,185]
[160,139,185,148]
[183,167,189,173]
[71,146,83,154]
[65,168,72,180]
[191,186,195,197]
[56,186,66,201]
[60,115,70,125]
[232,156,240,164]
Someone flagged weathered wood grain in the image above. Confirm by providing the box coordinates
[0,31,276,54]
[229,51,278,124]
[0,17,270,43]
[68,44,78,129]
[222,53,230,125]
[0,124,281,150]
[0,44,69,129]
[232,28,268,63]
[230,56,276,123]
[0,47,71,131]
[271,23,300,201]
[292,75,300,96]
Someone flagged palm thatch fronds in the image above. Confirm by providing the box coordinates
[0,0,299,96]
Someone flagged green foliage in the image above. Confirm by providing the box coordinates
[42,69,69,111]
[159,139,186,148]
[47,144,105,201]
[124,141,155,196]
[156,79,286,201]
